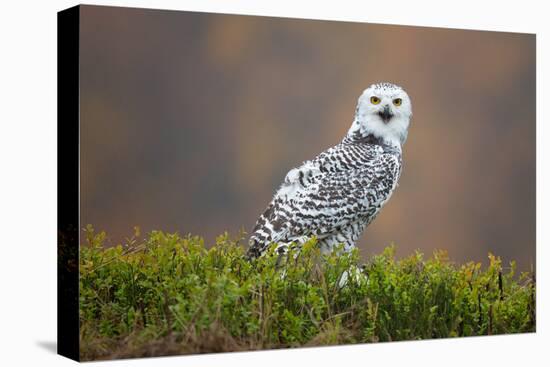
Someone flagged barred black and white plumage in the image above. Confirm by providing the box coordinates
[247,82,412,259]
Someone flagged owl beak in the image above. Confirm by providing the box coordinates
[378,105,393,124]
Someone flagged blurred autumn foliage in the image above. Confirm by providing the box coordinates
[79,6,535,270]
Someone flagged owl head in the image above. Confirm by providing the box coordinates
[351,82,412,146]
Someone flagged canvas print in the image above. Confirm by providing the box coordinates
[57,4,536,361]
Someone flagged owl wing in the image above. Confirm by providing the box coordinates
[279,142,381,192]
[247,146,400,258]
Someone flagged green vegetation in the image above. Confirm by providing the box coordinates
[79,226,535,360]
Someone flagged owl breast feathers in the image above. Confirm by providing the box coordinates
[247,82,411,259]
[247,134,402,259]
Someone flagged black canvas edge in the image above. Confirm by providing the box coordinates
[57,5,80,362]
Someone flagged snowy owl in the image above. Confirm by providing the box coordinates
[247,82,412,259]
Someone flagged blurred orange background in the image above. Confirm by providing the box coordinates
[79,5,535,270]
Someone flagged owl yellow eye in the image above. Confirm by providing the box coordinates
[370,96,381,105]
[393,98,402,106]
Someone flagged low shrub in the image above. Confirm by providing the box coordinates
[78,226,535,360]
